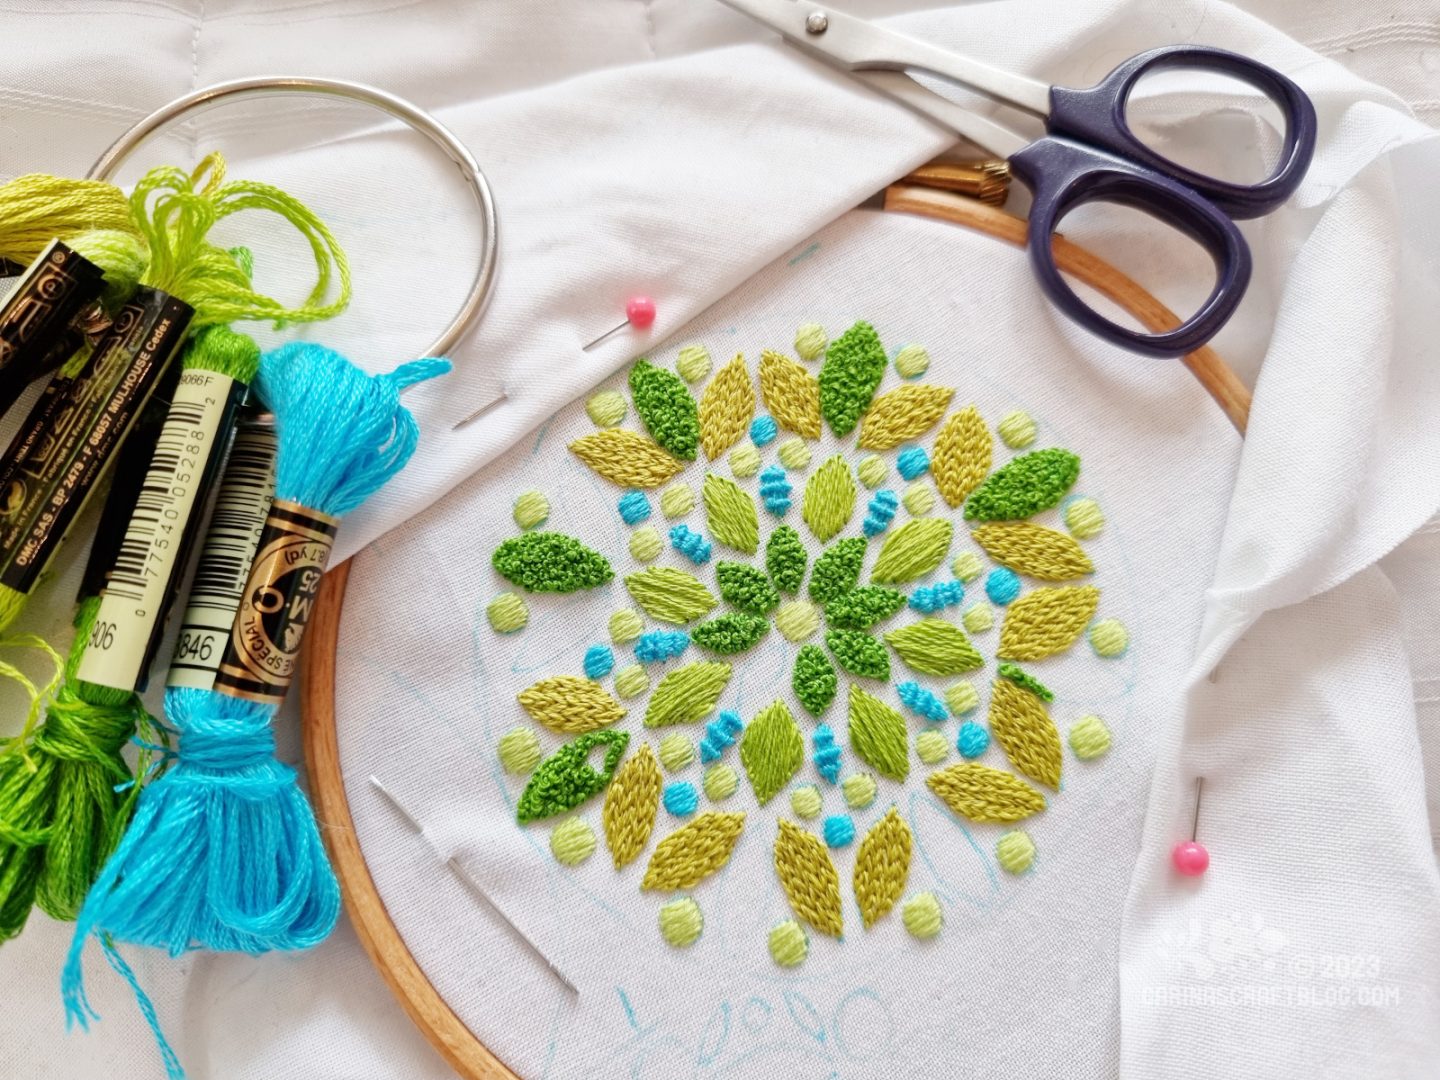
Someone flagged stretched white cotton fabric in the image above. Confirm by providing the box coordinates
[0,1,1434,1078]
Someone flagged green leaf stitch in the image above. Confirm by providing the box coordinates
[826,628,891,680]
[870,518,953,584]
[847,684,909,782]
[492,533,614,593]
[645,661,733,727]
[692,613,769,655]
[809,537,867,605]
[765,525,807,595]
[703,473,760,554]
[516,730,630,823]
[825,586,907,630]
[630,359,699,461]
[884,619,984,676]
[818,320,887,436]
[739,700,804,805]
[997,662,1054,702]
[792,645,838,717]
[716,562,780,615]
[801,454,856,542]
[964,448,1081,521]
[624,566,718,623]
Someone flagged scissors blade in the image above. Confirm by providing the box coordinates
[714,0,1051,138]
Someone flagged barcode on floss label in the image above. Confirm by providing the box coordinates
[77,370,242,692]
[167,420,277,691]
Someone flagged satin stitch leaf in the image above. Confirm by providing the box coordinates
[847,684,909,782]
[884,619,984,676]
[645,661,733,727]
[802,454,856,542]
[739,700,804,805]
[624,566,718,624]
[871,518,953,584]
[704,473,760,554]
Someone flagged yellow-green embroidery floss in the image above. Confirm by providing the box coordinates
[777,437,811,471]
[660,481,694,518]
[892,343,930,379]
[790,784,822,819]
[902,891,944,939]
[487,593,528,633]
[962,604,994,634]
[856,454,887,489]
[1065,497,1105,539]
[915,729,949,765]
[794,323,826,361]
[676,344,712,383]
[703,763,739,801]
[614,664,650,699]
[774,600,819,642]
[586,389,627,427]
[842,772,877,809]
[610,609,644,644]
[550,817,597,866]
[630,525,663,562]
[659,896,704,946]
[658,734,696,772]
[498,727,542,774]
[769,918,809,966]
[1089,618,1129,657]
[951,551,984,582]
[996,830,1036,874]
[997,410,1037,448]
[730,443,761,478]
[902,481,934,515]
[512,490,549,530]
[1069,715,1112,759]
[944,681,980,715]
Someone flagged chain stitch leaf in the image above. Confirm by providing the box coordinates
[971,523,1094,580]
[857,384,955,450]
[492,533,614,593]
[642,811,747,890]
[801,454,857,543]
[926,762,1046,822]
[602,743,662,867]
[871,518,953,584]
[645,661,733,727]
[997,585,1100,661]
[847,684,909,782]
[774,820,844,937]
[518,675,626,733]
[739,700,804,805]
[704,473,760,554]
[965,447,1081,521]
[932,406,992,508]
[625,566,718,624]
[569,428,685,488]
[819,320,887,437]
[630,359,700,461]
[854,807,912,927]
[517,730,630,823]
[698,352,755,460]
[989,677,1063,789]
[758,349,822,438]
[884,619,984,676]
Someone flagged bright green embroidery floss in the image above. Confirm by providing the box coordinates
[516,730,629,823]
[676,344,712,383]
[630,359,699,461]
[826,629,890,680]
[512,490,549,530]
[951,551,984,582]
[777,437,812,470]
[1069,715,1112,760]
[550,817,597,866]
[498,727,542,774]
[586,389,627,427]
[842,772,877,809]
[915,729,949,765]
[629,525,663,562]
[610,609,644,644]
[659,896,705,946]
[486,592,529,634]
[792,644,838,716]
[790,784,823,819]
[825,587,906,630]
[962,603,994,634]
[614,664,650,699]
[902,891,944,939]
[998,662,1054,702]
[892,343,930,379]
[740,700,803,805]
[692,613,769,654]
[703,763,739,801]
[769,918,809,967]
[819,320,887,436]
[659,734,696,772]
[856,454,887,489]
[645,661,732,727]
[795,323,827,361]
[730,443,761,478]
[871,518,953,584]
[703,473,759,554]
[965,447,1081,521]
[1065,497,1105,539]
[493,533,614,593]
[996,829,1036,874]
[765,525,807,594]
[716,562,780,615]
[847,684,909,781]
[660,481,694,517]
[775,600,819,642]
[884,619,984,676]
[809,538,866,605]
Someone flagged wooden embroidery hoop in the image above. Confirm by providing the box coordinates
[300,168,1252,1079]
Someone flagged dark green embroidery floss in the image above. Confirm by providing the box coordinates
[517,730,630,823]
[692,613,769,655]
[630,359,700,461]
[793,645,838,717]
[808,537,867,605]
[492,532,615,593]
[716,562,781,616]
[765,526,807,595]
[825,587,907,631]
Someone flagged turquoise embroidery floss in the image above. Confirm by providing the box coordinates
[823,815,856,848]
[896,445,930,481]
[63,343,447,1072]
[759,465,792,515]
[986,567,1021,605]
[957,721,990,758]
[898,682,948,722]
[663,781,700,817]
[669,523,713,564]
[813,724,841,783]
[700,710,744,763]
[750,415,778,446]
[862,489,899,536]
[635,630,689,663]
[909,580,964,613]
[584,644,615,679]
[618,490,651,525]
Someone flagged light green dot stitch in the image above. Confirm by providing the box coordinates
[659,897,705,946]
[790,784,822,819]
[962,603,994,634]
[703,763,739,801]
[902,481,934,516]
[856,454,887,489]
[902,891,944,939]
[951,551,984,582]
[659,734,696,772]
[676,344,712,383]
[1065,497,1105,540]
[842,772,877,809]
[660,482,695,518]
[731,444,761,478]
[610,609,644,644]
[795,323,827,362]
[630,525,663,562]
[586,389,627,427]
[996,830,1035,874]
[893,343,930,379]
[997,410,1037,448]
[512,490,549,530]
[769,919,809,967]
[614,664,650,699]
[1089,618,1129,657]
[915,729,949,765]
[1069,715,1112,760]
[775,599,819,642]
[944,681,980,716]
[550,817,597,866]
[498,726,542,774]
[487,593,528,634]
[777,437,812,471]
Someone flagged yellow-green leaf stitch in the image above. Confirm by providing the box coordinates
[965,447,1081,521]
[704,473,759,554]
[644,661,733,727]
[932,406,992,508]
[642,811,746,890]
[517,730,629,823]
[971,523,1094,580]
[624,566,718,624]
[518,675,625,734]
[883,619,984,676]
[854,807,912,928]
[997,585,1100,661]
[698,353,755,460]
[602,743,662,868]
[802,454,856,542]
[870,518,953,584]
[819,320,886,437]
[759,349,822,438]
[989,677,1063,789]
[630,359,699,461]
[774,820,844,937]
[857,384,955,450]
[847,684,909,781]
[569,429,684,488]
[739,700,803,805]
[926,762,1046,822]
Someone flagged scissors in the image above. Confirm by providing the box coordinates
[715,0,1317,357]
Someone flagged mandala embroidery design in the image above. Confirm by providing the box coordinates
[488,321,1123,963]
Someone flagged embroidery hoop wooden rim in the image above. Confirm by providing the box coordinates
[300,185,1252,1080]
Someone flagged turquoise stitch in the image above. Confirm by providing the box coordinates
[910,580,964,613]
[669,524,713,564]
[863,489,899,537]
[750,415,778,446]
[957,721,990,758]
[584,644,615,679]
[985,567,1021,605]
[759,465,792,515]
[635,630,689,663]
[700,710,744,764]
[898,681,948,722]
[618,490,651,525]
[663,781,700,817]
[813,724,841,784]
[823,815,856,848]
[897,446,930,481]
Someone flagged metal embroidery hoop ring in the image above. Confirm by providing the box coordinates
[88,75,499,359]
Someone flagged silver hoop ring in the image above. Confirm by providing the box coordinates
[88,76,498,358]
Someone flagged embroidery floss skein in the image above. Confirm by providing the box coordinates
[0,155,351,939]
[64,342,448,1079]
